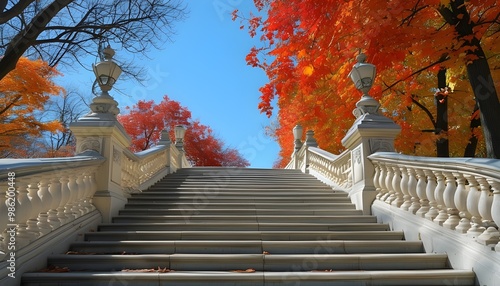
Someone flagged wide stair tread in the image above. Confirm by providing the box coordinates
[21,167,475,286]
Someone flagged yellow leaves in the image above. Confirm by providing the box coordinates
[440,0,451,7]
[303,64,314,76]
[298,49,308,59]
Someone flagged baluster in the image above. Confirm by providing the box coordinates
[399,167,411,210]
[373,164,382,199]
[37,179,53,235]
[415,169,429,217]
[80,170,90,214]
[466,176,486,239]
[15,180,33,248]
[26,179,42,239]
[81,171,92,213]
[48,177,62,229]
[453,173,471,234]
[454,173,470,218]
[379,164,390,201]
[433,171,448,226]
[477,177,494,226]
[87,171,98,211]
[465,175,482,225]
[384,165,396,204]
[75,174,86,215]
[454,174,470,233]
[424,170,439,221]
[57,175,70,224]
[407,168,420,214]
[391,166,403,207]
[442,172,460,230]
[489,180,500,252]
[67,175,79,220]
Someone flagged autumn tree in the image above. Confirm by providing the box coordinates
[0,0,187,81]
[118,96,250,167]
[0,57,63,157]
[235,0,499,166]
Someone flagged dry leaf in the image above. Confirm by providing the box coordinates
[122,267,171,273]
[40,265,70,273]
[231,268,256,273]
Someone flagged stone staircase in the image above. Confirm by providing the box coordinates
[22,167,475,286]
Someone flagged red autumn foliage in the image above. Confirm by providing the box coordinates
[118,95,249,167]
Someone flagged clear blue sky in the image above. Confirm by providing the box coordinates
[60,1,281,168]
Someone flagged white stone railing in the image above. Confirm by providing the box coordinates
[0,139,193,265]
[0,151,105,261]
[369,152,500,250]
[287,144,352,192]
[121,143,190,193]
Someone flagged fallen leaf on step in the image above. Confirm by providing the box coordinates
[122,267,171,273]
[231,268,256,273]
[311,269,334,272]
[40,265,70,272]
[65,251,97,255]
[263,251,270,255]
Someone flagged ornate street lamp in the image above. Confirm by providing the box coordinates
[93,46,122,93]
[293,124,303,153]
[89,45,122,117]
[348,53,380,117]
[174,125,187,151]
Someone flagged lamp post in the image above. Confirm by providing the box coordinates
[89,45,122,117]
[348,53,380,118]
[174,125,187,151]
[293,124,303,154]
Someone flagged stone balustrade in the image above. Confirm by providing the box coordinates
[0,138,192,264]
[0,151,105,261]
[369,152,500,251]
[287,145,353,192]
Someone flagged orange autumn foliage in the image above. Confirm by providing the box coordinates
[236,0,499,166]
[0,57,63,157]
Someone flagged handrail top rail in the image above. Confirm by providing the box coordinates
[369,152,500,180]
[0,150,105,181]
[308,146,350,161]
[123,145,168,161]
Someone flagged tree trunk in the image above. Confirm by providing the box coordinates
[466,49,500,158]
[438,0,500,158]
[463,103,481,157]
[435,68,449,157]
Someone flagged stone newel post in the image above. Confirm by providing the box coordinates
[342,53,401,214]
[69,46,129,223]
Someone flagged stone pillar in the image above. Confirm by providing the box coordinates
[69,91,130,223]
[174,125,187,169]
[158,130,172,173]
[341,95,400,214]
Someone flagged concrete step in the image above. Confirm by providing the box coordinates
[69,240,424,255]
[132,191,348,197]
[21,167,476,286]
[118,208,365,216]
[45,253,449,271]
[84,230,405,241]
[147,186,335,192]
[123,202,357,210]
[22,270,476,286]
[97,222,390,232]
[112,215,378,224]
[126,197,352,204]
